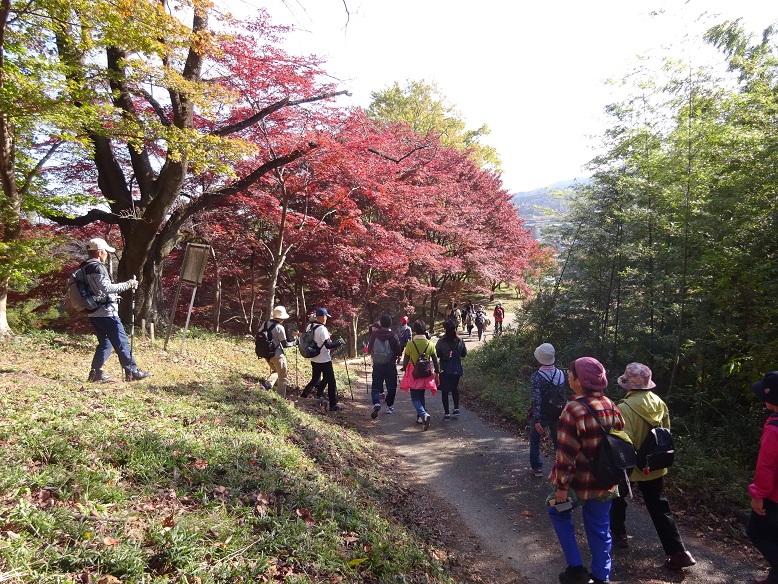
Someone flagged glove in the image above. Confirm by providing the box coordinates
[129,277,139,290]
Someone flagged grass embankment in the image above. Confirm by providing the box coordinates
[0,329,456,583]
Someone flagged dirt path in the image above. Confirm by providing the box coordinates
[348,321,759,584]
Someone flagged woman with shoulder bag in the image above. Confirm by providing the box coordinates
[548,357,624,584]
[435,319,467,421]
[610,363,695,571]
[400,319,440,431]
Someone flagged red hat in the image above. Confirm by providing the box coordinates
[401,316,408,324]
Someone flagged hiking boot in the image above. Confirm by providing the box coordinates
[665,550,696,570]
[88,369,111,383]
[371,404,381,419]
[452,408,460,417]
[423,413,431,431]
[385,406,394,414]
[125,368,151,382]
[300,387,311,398]
[611,531,629,549]
[330,404,344,412]
[443,413,451,421]
[558,565,591,584]
[528,468,543,478]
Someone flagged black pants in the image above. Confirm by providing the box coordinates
[748,498,778,582]
[610,476,685,555]
[304,361,338,407]
[439,373,461,414]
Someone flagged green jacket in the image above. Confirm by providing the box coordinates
[617,390,670,482]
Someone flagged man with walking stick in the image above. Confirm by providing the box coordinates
[299,308,343,411]
[79,238,151,383]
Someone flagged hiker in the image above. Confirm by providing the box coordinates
[474,306,487,341]
[435,319,467,420]
[493,302,505,335]
[399,319,440,431]
[609,363,696,570]
[368,314,401,418]
[299,308,344,411]
[448,302,460,329]
[548,357,623,584]
[79,238,151,383]
[396,316,412,364]
[258,306,298,398]
[463,300,474,335]
[528,343,566,477]
[748,371,778,584]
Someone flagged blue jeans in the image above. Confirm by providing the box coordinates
[89,316,137,374]
[371,362,398,407]
[529,418,558,471]
[547,497,613,582]
[409,389,427,417]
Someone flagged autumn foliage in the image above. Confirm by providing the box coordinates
[4,5,545,344]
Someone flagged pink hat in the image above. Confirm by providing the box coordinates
[573,357,608,391]
[617,362,656,390]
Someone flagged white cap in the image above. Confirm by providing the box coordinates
[86,237,115,253]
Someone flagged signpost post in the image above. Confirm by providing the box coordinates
[163,243,210,352]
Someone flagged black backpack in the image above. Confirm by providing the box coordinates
[538,370,568,420]
[579,399,636,488]
[255,320,276,359]
[442,339,463,376]
[411,339,433,379]
[636,426,675,474]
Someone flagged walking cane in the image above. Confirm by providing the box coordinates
[130,275,136,358]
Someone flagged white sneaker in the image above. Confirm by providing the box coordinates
[371,404,380,419]
[423,413,431,431]
[385,406,394,414]
[417,416,424,424]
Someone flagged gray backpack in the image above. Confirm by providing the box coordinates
[372,337,393,365]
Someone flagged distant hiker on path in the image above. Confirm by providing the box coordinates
[464,300,475,335]
[474,306,487,341]
[368,314,402,418]
[610,362,696,571]
[548,357,623,584]
[258,306,298,398]
[528,343,566,477]
[80,238,151,383]
[399,319,440,431]
[396,316,412,364]
[300,308,344,411]
[435,319,467,420]
[448,302,461,329]
[493,302,505,335]
[748,371,778,584]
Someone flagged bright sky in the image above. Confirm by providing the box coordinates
[224,1,776,192]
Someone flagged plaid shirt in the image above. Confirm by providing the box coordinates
[550,391,624,500]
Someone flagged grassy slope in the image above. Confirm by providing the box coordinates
[0,329,456,583]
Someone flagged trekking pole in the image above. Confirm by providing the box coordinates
[295,344,299,391]
[340,343,353,401]
[130,275,136,358]
[362,341,369,394]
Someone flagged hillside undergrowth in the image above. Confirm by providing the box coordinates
[0,330,456,583]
